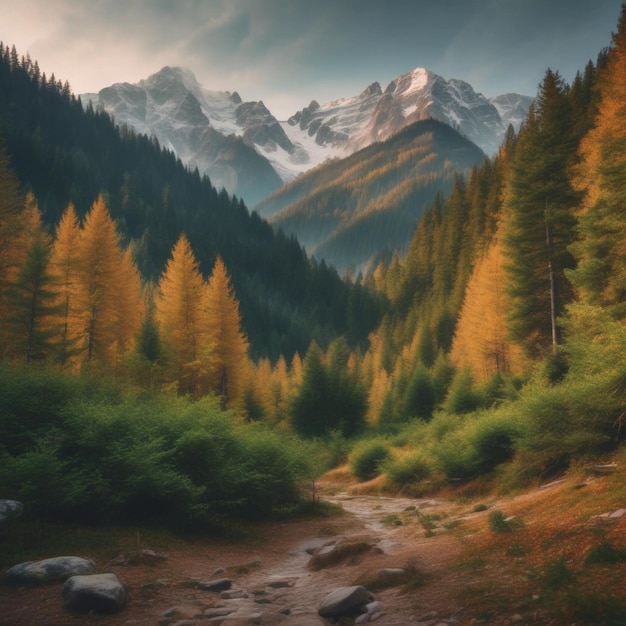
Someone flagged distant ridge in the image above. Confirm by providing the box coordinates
[82,66,531,207]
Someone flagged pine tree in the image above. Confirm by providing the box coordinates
[203,256,249,405]
[569,5,626,318]
[290,342,329,438]
[503,70,580,357]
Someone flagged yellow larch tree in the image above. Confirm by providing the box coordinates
[3,195,63,363]
[203,256,250,406]
[49,203,83,365]
[75,195,143,368]
[449,236,525,383]
[154,233,211,396]
[114,247,145,364]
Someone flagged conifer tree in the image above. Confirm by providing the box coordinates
[4,199,62,362]
[0,143,26,325]
[503,70,580,357]
[203,256,249,405]
[155,233,209,396]
[75,195,143,367]
[450,238,525,382]
[569,5,626,318]
[49,203,82,364]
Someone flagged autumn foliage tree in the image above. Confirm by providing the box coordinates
[450,237,525,383]
[74,195,144,368]
[203,256,250,406]
[154,233,210,396]
[49,203,82,363]
[569,4,626,318]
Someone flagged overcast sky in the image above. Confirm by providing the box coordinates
[1,0,623,119]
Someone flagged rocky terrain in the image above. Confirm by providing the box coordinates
[2,469,626,625]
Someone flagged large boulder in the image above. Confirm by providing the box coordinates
[4,556,96,586]
[318,585,374,618]
[0,499,23,524]
[62,573,127,613]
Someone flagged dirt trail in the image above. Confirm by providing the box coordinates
[1,492,471,625]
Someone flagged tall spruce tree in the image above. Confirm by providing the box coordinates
[503,70,580,357]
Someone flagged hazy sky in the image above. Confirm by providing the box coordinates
[1,0,623,119]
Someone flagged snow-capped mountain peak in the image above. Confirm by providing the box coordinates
[81,65,531,207]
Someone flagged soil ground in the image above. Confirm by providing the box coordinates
[2,468,626,625]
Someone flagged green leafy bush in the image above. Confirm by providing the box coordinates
[0,367,316,527]
[348,439,390,481]
[384,451,431,487]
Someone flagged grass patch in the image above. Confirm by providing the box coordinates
[541,557,576,590]
[584,540,626,566]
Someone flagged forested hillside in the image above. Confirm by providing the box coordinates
[0,44,383,362]
[257,119,484,274]
[1,4,626,540]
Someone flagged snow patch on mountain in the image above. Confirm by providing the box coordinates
[82,65,532,207]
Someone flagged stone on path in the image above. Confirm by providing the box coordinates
[318,585,374,618]
[0,499,23,524]
[197,577,232,592]
[62,572,127,613]
[4,556,96,586]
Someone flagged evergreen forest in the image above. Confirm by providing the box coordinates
[1,5,626,532]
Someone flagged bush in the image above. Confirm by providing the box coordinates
[0,369,314,527]
[349,440,390,481]
[384,452,431,487]
[443,367,481,415]
[469,411,520,474]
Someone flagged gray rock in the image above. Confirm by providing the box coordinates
[0,499,23,523]
[5,556,96,586]
[267,579,294,588]
[205,608,236,618]
[142,548,168,561]
[318,585,374,618]
[197,577,232,592]
[220,589,247,599]
[62,572,127,614]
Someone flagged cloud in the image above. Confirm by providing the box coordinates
[0,0,622,116]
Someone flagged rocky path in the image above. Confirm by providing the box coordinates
[1,493,471,625]
[161,493,468,625]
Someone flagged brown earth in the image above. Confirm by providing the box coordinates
[2,468,626,626]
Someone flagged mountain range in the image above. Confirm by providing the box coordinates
[82,66,532,208]
[258,118,485,275]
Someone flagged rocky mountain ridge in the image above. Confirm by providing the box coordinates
[82,66,531,208]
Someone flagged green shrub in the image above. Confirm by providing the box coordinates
[443,367,481,415]
[384,452,431,487]
[348,440,390,481]
[541,557,575,590]
[469,411,520,474]
[584,540,626,566]
[0,369,313,527]
[488,510,511,533]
